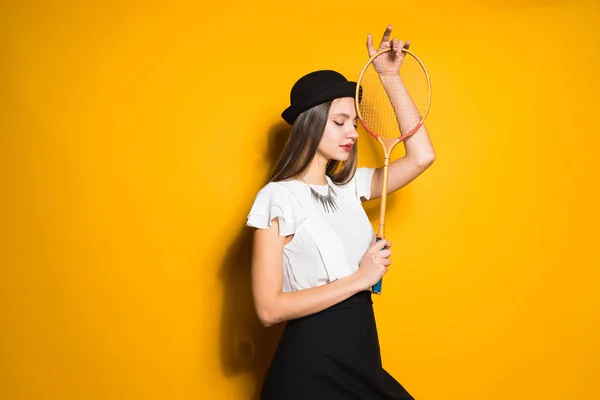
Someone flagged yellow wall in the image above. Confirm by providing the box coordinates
[1,0,599,399]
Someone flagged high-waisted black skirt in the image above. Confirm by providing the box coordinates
[260,290,414,400]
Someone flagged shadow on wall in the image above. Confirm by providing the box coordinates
[219,122,291,400]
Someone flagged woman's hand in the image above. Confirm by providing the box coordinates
[366,25,410,77]
[355,236,393,290]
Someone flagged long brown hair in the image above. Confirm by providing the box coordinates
[269,100,358,185]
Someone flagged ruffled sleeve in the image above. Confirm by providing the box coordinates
[246,182,301,236]
[354,167,376,201]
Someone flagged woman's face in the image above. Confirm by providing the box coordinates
[317,97,359,161]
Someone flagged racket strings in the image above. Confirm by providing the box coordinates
[358,51,429,140]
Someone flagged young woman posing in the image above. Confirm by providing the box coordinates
[246,25,435,400]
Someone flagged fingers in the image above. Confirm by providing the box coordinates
[391,39,411,56]
[379,25,393,49]
[372,238,390,250]
[391,38,400,53]
[366,33,377,57]
[379,249,392,258]
[367,24,411,59]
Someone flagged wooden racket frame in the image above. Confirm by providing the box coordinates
[355,47,431,240]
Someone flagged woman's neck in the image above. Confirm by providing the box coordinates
[300,155,329,185]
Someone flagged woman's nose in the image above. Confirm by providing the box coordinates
[348,126,359,138]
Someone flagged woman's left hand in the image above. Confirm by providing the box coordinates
[366,25,410,76]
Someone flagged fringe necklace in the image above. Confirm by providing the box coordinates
[299,176,339,213]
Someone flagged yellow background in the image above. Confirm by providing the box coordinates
[1,0,599,399]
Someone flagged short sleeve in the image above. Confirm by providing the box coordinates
[246,183,300,236]
[354,167,376,201]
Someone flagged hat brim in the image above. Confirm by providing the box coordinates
[281,81,357,125]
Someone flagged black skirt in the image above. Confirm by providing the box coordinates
[260,290,415,400]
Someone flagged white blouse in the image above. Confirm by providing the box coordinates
[246,167,376,292]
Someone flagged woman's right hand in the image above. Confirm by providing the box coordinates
[355,236,392,291]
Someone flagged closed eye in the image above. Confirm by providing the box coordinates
[333,119,358,129]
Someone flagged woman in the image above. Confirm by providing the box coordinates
[246,25,435,400]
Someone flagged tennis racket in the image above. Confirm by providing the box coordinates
[355,45,432,295]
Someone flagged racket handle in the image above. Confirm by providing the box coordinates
[372,237,385,295]
[372,279,383,295]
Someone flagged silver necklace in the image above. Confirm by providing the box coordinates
[299,176,338,213]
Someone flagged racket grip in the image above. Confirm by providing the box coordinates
[372,279,383,295]
[371,237,385,295]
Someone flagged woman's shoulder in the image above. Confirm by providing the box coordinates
[246,179,304,235]
[252,179,299,198]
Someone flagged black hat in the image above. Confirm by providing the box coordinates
[281,70,357,125]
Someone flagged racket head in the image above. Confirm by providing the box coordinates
[355,47,431,147]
